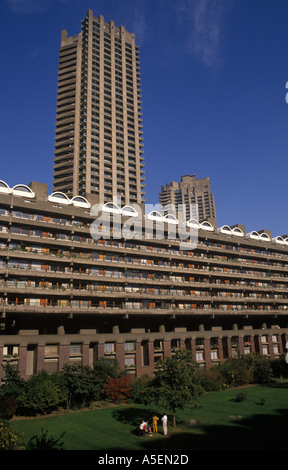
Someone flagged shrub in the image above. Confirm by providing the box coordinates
[18,370,64,415]
[270,355,288,378]
[242,354,273,384]
[234,393,247,402]
[0,421,24,450]
[200,368,226,391]
[0,396,17,420]
[130,374,154,404]
[102,375,132,403]
[26,428,65,450]
[219,357,253,387]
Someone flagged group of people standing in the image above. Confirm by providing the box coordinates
[139,414,168,436]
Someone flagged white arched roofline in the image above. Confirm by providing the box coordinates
[121,205,138,217]
[246,231,260,240]
[186,218,200,228]
[0,180,10,193]
[12,184,35,198]
[163,213,178,224]
[71,195,91,208]
[47,192,71,204]
[217,225,232,234]
[273,236,285,245]
[146,210,164,221]
[200,221,214,231]
[102,202,121,213]
[259,232,270,241]
[232,227,244,236]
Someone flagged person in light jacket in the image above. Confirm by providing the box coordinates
[161,414,168,435]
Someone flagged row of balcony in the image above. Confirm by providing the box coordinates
[0,224,287,265]
[1,283,288,303]
[2,249,288,282]
[1,301,288,316]
[1,273,287,292]
[1,209,287,260]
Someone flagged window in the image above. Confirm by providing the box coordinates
[125,357,135,368]
[45,344,59,357]
[3,345,19,357]
[196,351,204,362]
[125,341,136,352]
[211,350,218,360]
[104,342,115,354]
[70,343,82,355]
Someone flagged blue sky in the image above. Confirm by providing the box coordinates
[1,0,288,237]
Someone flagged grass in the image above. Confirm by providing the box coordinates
[11,383,288,451]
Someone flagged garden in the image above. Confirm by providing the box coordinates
[0,351,287,450]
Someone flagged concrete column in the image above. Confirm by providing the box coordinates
[36,345,45,373]
[180,339,186,351]
[191,339,197,360]
[226,337,232,358]
[204,338,212,368]
[18,345,27,377]
[148,341,155,370]
[238,336,245,355]
[163,340,171,358]
[116,342,125,369]
[0,347,4,379]
[58,344,70,371]
[135,341,142,370]
[218,338,224,361]
[250,336,256,353]
[97,343,105,360]
[82,343,90,366]
[267,335,275,359]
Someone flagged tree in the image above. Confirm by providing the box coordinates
[93,358,121,380]
[244,354,273,384]
[0,363,26,398]
[60,360,122,409]
[19,370,64,415]
[219,357,253,387]
[131,374,154,404]
[151,350,203,426]
[61,364,98,409]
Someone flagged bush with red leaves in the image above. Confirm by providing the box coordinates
[102,376,132,403]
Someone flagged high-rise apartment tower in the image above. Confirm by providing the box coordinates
[53,10,145,205]
[159,174,217,225]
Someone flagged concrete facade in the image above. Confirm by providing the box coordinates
[0,181,287,379]
[159,174,217,226]
[53,10,145,205]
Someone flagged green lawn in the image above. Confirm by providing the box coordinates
[11,384,288,450]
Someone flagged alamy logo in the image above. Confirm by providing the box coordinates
[90,200,199,251]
